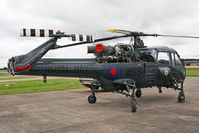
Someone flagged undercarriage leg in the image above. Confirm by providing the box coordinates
[178,82,185,103]
[115,82,138,113]
[129,85,137,113]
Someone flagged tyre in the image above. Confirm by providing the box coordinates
[136,89,142,98]
[88,95,97,104]
[178,92,185,103]
[130,99,137,113]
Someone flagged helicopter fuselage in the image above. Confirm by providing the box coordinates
[13,47,186,92]
[7,29,189,112]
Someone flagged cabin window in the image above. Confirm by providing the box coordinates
[174,53,182,65]
[157,52,170,65]
[171,53,175,66]
[140,49,157,62]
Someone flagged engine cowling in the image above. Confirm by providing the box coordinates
[87,44,114,54]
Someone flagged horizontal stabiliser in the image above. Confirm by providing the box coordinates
[20,29,54,37]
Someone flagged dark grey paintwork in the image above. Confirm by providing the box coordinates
[7,30,189,112]
[8,36,185,91]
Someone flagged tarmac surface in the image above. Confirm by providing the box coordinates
[0,77,199,133]
[0,72,8,75]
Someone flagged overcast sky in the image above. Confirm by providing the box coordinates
[0,0,199,67]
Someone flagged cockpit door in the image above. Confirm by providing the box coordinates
[171,52,186,81]
[157,52,171,66]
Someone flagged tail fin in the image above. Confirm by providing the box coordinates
[8,29,95,75]
[8,38,57,75]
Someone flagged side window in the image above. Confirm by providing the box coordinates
[174,53,182,66]
[157,52,170,65]
[171,53,175,66]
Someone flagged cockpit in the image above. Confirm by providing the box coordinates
[140,49,157,62]
[140,47,182,66]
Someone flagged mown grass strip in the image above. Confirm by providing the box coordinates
[0,76,34,80]
[0,70,8,72]
[186,69,199,77]
[0,79,84,95]
[0,75,8,77]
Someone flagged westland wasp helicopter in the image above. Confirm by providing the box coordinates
[7,28,199,112]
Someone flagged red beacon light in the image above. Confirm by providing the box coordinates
[95,44,103,53]
[57,30,61,32]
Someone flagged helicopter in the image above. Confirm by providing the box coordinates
[7,28,199,113]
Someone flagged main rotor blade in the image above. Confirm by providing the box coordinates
[106,29,199,38]
[54,35,130,49]
[54,29,199,49]
[156,34,199,39]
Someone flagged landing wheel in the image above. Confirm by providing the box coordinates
[88,95,97,104]
[130,98,137,113]
[135,89,142,98]
[178,92,185,103]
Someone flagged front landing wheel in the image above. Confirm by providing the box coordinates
[178,92,185,103]
[88,95,97,104]
[130,98,137,113]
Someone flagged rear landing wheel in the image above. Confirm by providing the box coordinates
[88,95,97,104]
[130,98,137,113]
[135,89,142,98]
[178,92,185,103]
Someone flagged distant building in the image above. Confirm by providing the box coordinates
[184,60,199,66]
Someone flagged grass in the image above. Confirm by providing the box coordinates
[0,70,8,72]
[0,79,84,95]
[0,76,34,80]
[186,69,199,77]
[0,75,8,76]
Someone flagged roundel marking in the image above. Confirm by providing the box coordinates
[108,66,119,78]
[110,68,117,75]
